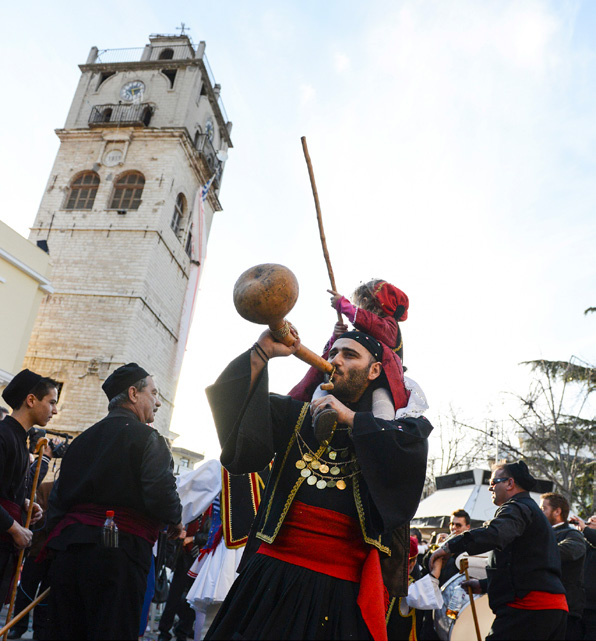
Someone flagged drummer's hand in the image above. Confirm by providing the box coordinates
[429,546,451,574]
[327,289,342,310]
[333,321,348,338]
[256,329,301,359]
[461,579,483,595]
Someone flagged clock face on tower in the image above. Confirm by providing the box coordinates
[120,81,145,101]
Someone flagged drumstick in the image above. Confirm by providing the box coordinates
[460,558,482,641]
[301,136,343,324]
[2,438,48,641]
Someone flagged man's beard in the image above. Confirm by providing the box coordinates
[332,365,372,403]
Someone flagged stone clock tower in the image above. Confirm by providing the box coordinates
[24,33,232,437]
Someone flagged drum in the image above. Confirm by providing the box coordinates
[434,573,495,641]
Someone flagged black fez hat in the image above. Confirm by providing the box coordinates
[2,369,42,409]
[102,363,150,401]
[337,331,383,362]
[507,460,536,491]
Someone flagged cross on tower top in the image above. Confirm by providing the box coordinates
[176,22,190,36]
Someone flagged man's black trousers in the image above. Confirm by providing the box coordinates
[487,606,567,641]
[158,550,195,640]
[48,542,150,640]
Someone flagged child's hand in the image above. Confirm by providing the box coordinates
[333,321,348,338]
[327,289,342,310]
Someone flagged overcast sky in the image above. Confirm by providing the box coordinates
[1,0,595,461]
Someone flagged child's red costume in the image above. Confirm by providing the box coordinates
[289,282,410,411]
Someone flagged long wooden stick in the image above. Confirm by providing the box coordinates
[2,438,48,641]
[0,587,50,636]
[301,136,343,323]
[460,558,482,641]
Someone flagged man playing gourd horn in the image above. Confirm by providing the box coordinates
[204,328,432,641]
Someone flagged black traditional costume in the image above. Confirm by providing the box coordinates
[0,369,43,604]
[447,487,568,640]
[46,364,182,640]
[204,347,432,641]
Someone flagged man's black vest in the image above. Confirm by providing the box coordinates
[486,493,564,611]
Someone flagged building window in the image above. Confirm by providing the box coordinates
[185,231,193,258]
[96,71,115,90]
[141,106,152,126]
[158,48,174,60]
[109,172,145,210]
[161,69,177,88]
[65,172,100,210]
[170,193,186,236]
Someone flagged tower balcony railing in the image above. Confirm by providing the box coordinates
[89,103,154,127]
[88,44,229,130]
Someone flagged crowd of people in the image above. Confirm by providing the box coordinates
[0,278,594,640]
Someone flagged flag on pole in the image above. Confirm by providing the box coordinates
[173,174,216,375]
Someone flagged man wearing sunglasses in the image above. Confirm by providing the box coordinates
[430,461,567,640]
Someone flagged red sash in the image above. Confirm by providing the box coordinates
[257,501,388,641]
[0,498,22,544]
[46,503,161,547]
[508,590,568,611]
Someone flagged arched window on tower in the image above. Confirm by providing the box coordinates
[158,48,174,60]
[109,172,145,211]
[170,193,186,236]
[64,172,100,210]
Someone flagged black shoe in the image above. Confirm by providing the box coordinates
[7,631,23,640]
[157,634,172,641]
[313,407,338,445]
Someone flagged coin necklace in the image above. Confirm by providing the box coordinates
[295,430,360,491]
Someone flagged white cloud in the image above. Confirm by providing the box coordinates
[334,52,350,73]
[300,83,316,107]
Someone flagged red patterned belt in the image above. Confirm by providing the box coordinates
[257,500,387,641]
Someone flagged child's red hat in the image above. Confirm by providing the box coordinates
[373,282,409,321]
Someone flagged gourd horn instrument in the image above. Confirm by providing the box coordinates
[2,438,48,641]
[301,136,343,324]
[233,263,335,389]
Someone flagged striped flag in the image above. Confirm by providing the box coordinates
[173,174,216,375]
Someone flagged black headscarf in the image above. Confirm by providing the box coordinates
[337,331,383,362]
